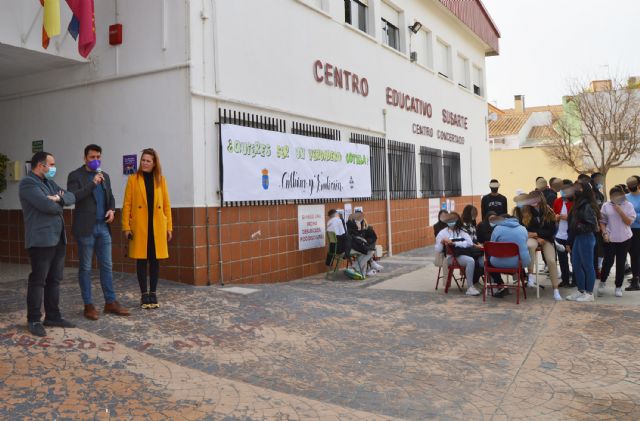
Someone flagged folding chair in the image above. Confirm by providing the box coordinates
[444,244,467,293]
[325,232,362,278]
[483,242,527,304]
[434,250,446,290]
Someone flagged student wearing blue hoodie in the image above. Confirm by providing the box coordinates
[487,214,531,297]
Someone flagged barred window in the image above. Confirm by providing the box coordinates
[350,133,386,200]
[443,151,461,196]
[388,140,417,200]
[419,146,443,198]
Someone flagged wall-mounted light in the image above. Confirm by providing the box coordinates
[408,21,423,34]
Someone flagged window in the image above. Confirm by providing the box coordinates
[457,54,470,89]
[442,151,461,196]
[350,133,387,200]
[419,147,443,197]
[436,39,451,78]
[380,2,400,51]
[344,0,368,33]
[415,28,433,69]
[472,65,483,96]
[388,140,417,199]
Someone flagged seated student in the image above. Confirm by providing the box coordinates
[488,214,531,297]
[433,210,449,237]
[326,209,349,264]
[347,210,383,273]
[521,191,563,301]
[461,205,479,243]
[477,211,497,245]
[434,212,481,296]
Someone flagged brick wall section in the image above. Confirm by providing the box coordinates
[0,196,481,285]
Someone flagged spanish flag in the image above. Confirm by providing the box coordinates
[40,0,61,49]
[65,0,96,58]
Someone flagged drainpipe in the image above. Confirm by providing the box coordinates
[383,109,393,256]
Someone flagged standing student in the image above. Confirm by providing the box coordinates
[122,148,173,309]
[566,182,600,302]
[521,191,562,300]
[67,144,129,320]
[597,187,636,297]
[481,179,508,218]
[553,180,575,288]
[625,176,640,291]
[19,152,76,337]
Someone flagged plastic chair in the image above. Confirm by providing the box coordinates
[483,242,527,304]
[444,244,467,293]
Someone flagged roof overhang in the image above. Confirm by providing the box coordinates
[436,0,501,56]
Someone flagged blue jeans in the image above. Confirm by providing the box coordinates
[572,233,596,293]
[77,222,116,305]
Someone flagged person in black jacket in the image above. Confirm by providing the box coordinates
[346,210,383,274]
[481,179,508,218]
[565,182,600,302]
[67,144,130,321]
[521,191,562,300]
[477,211,497,245]
[591,172,606,276]
[536,177,557,208]
[433,210,449,237]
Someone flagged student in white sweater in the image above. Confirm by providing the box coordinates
[434,212,481,296]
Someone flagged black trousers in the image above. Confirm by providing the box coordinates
[27,239,66,323]
[602,239,631,287]
[137,228,159,293]
[556,238,573,284]
[629,229,640,278]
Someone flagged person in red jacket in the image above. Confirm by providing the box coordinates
[554,179,576,287]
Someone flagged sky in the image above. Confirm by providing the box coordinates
[482,0,640,110]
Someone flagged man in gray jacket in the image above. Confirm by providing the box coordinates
[67,144,129,320]
[19,151,76,337]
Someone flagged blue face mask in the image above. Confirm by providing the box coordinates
[596,183,603,190]
[489,222,497,228]
[45,166,57,179]
[516,203,525,209]
[447,222,457,228]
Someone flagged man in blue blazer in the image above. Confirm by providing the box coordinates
[19,152,76,337]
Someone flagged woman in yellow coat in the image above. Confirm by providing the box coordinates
[122,148,172,309]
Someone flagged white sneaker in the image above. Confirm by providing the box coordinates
[527,274,537,288]
[615,288,623,297]
[597,281,606,297]
[371,261,384,271]
[366,269,377,277]
[566,291,584,301]
[553,289,562,301]
[466,286,481,296]
[576,292,595,302]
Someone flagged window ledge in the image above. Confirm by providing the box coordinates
[342,22,379,44]
[381,42,408,59]
[294,0,333,19]
[415,62,435,74]
[458,84,471,93]
[438,73,454,84]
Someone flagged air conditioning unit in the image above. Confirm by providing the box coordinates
[410,52,418,62]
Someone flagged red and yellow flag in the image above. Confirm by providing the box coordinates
[40,0,61,49]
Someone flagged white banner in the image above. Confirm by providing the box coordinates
[221,124,372,201]
[298,205,326,250]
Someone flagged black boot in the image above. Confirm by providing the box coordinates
[140,292,151,309]
[625,277,640,291]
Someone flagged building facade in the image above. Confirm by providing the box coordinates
[0,0,499,285]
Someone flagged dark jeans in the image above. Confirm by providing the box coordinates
[572,233,596,293]
[601,239,632,287]
[556,238,573,284]
[27,240,66,323]
[629,229,640,277]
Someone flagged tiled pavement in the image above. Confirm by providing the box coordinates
[2,251,640,420]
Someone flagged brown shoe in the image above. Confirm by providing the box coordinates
[84,304,99,321]
[104,301,130,316]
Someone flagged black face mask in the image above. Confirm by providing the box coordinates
[490,188,499,193]
[629,185,639,193]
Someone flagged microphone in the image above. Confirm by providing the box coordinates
[96,167,103,174]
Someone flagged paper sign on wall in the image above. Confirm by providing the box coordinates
[298,205,326,251]
[123,154,137,175]
[221,124,372,201]
[428,198,440,225]
[344,203,352,221]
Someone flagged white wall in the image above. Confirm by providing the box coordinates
[0,0,194,209]
[191,0,493,203]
